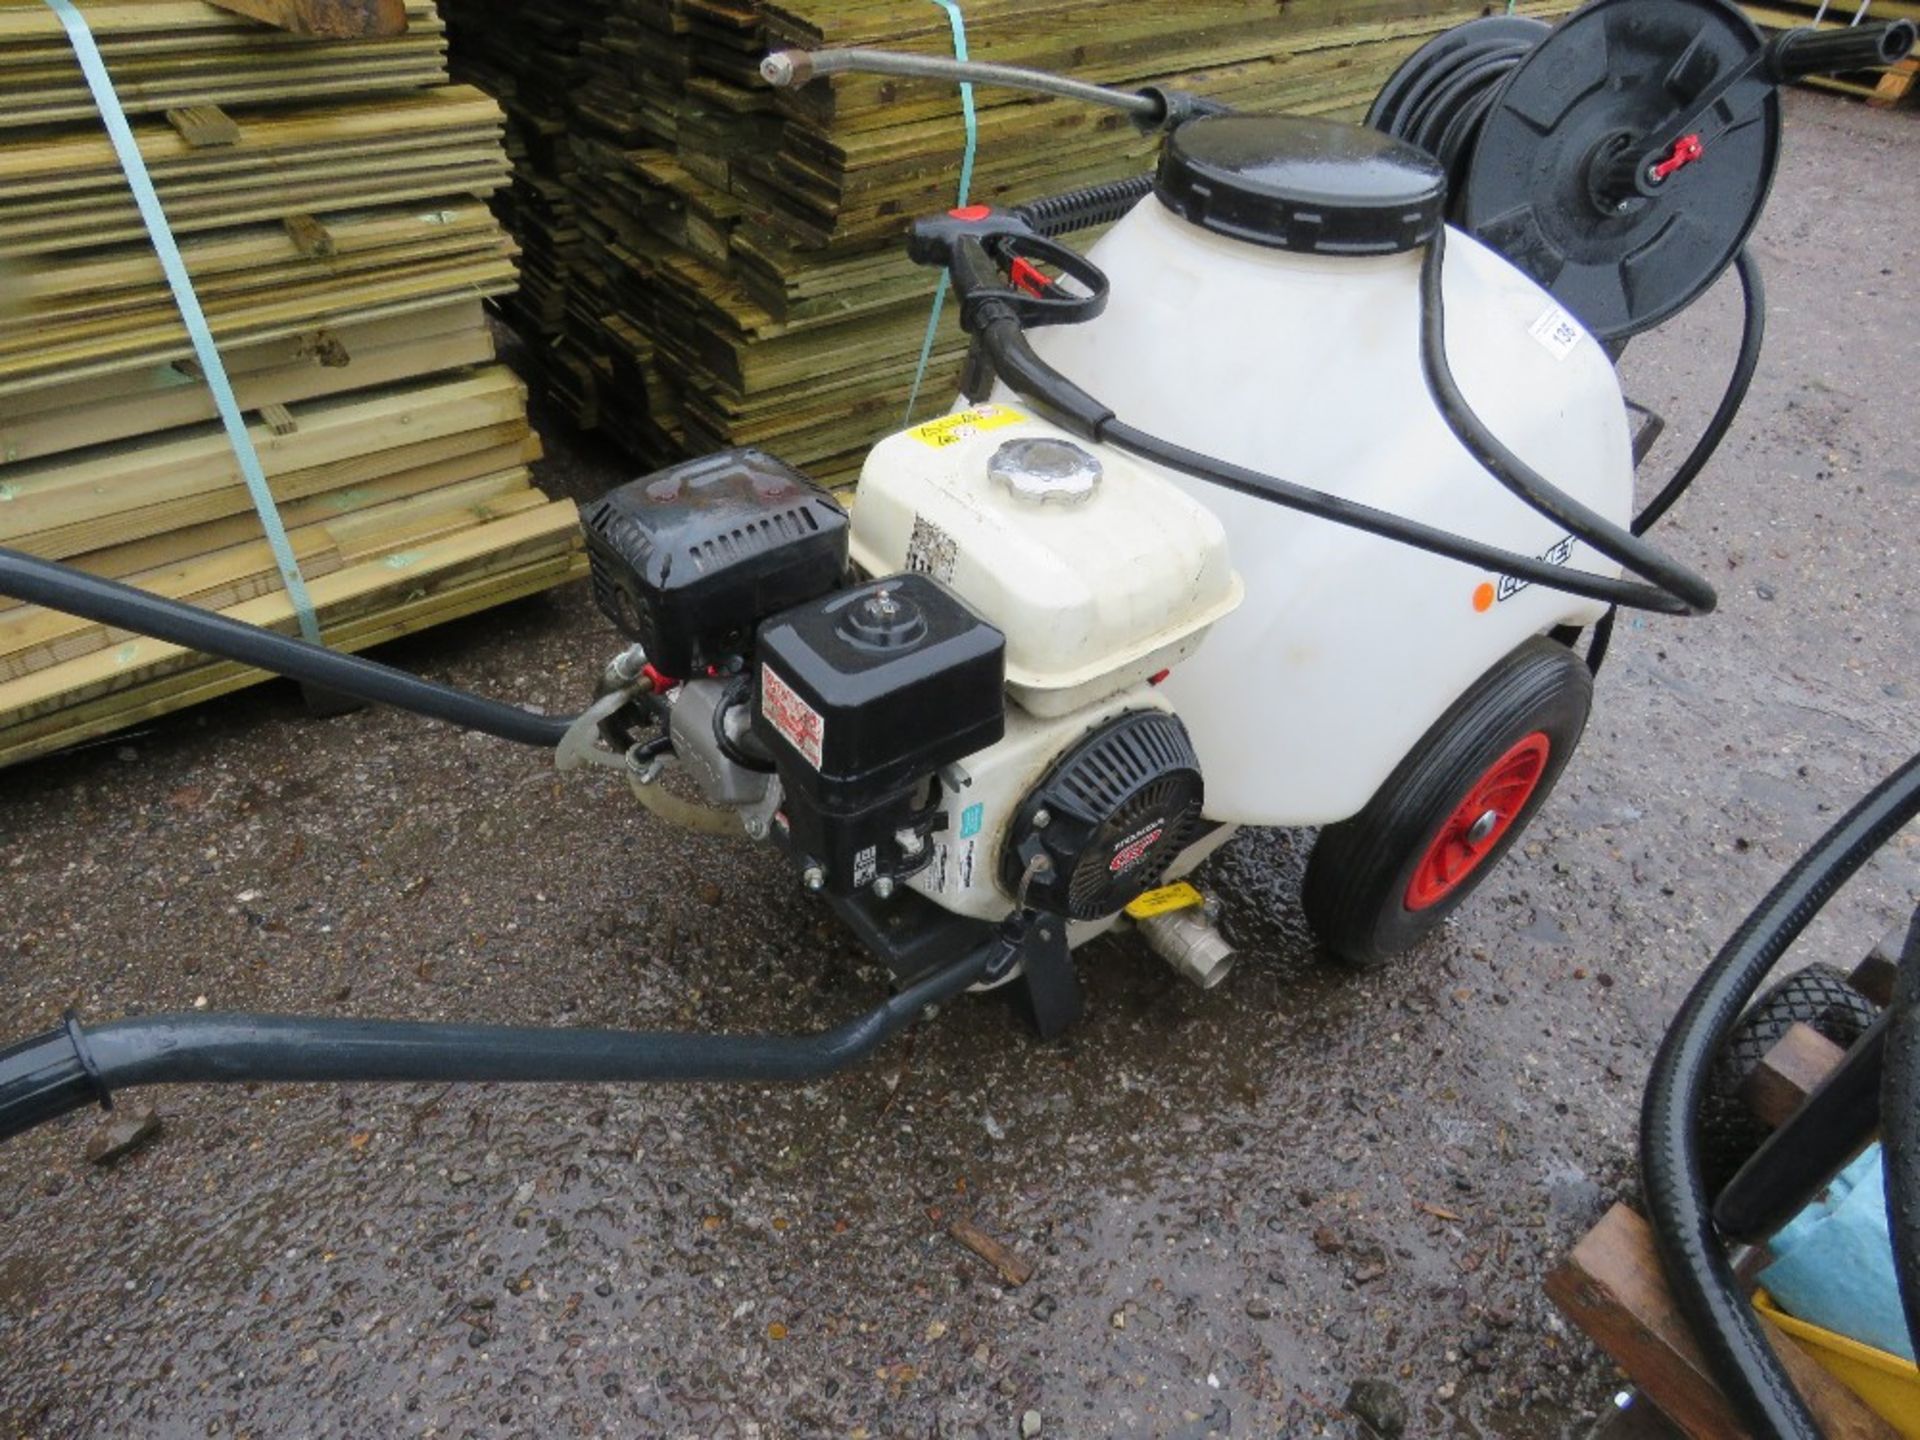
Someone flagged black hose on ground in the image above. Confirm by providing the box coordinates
[0,547,575,749]
[1883,906,1920,1357]
[1639,752,1920,1440]
[0,935,1005,1145]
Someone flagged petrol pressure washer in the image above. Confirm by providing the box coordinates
[1,0,1912,1160]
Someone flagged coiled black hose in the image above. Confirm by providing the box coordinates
[1640,752,1920,1440]
[1366,17,1550,198]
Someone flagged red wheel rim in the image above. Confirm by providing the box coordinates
[1404,732,1552,912]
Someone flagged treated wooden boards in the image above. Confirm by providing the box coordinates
[1,368,533,555]
[0,300,494,463]
[0,87,509,258]
[440,0,1581,487]
[0,1,585,765]
[0,205,519,396]
[204,0,410,38]
[0,0,450,127]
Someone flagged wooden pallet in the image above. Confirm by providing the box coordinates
[1868,54,1918,107]
[1548,945,1913,1439]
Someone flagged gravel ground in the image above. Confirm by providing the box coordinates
[2,90,1915,1440]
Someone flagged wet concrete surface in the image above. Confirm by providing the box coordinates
[2,92,1916,1439]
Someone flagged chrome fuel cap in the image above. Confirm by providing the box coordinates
[988,437,1103,507]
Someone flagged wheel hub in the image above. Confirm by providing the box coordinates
[1405,732,1552,912]
[1465,808,1502,846]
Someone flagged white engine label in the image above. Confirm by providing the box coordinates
[905,514,959,583]
[1528,305,1583,361]
[760,663,824,770]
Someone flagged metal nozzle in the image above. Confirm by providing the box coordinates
[760,50,813,88]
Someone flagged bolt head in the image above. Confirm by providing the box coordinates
[873,877,896,900]
[1032,809,1052,830]
[801,866,827,893]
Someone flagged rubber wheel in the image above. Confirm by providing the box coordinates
[1698,963,1879,1194]
[1302,637,1592,967]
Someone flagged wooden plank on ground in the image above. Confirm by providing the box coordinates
[1545,1204,1899,1440]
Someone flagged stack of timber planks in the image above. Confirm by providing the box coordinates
[1740,0,1920,107]
[0,0,585,768]
[438,0,1581,489]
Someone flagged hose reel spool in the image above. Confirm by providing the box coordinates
[1371,0,1793,342]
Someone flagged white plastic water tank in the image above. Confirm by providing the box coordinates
[1006,116,1635,827]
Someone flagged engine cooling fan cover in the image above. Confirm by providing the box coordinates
[1003,710,1205,921]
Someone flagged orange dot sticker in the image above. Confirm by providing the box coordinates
[1472,582,1497,613]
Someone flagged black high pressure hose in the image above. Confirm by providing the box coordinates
[1639,752,1920,1440]
[1541,246,1766,675]
[1413,225,1716,616]
[0,933,1006,1144]
[1635,249,1767,539]
[0,546,574,749]
[967,222,1721,616]
[998,172,1754,625]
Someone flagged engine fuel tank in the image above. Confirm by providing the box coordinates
[850,409,1243,718]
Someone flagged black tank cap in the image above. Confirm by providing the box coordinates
[1155,115,1448,256]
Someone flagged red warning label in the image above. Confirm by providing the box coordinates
[760,664,824,770]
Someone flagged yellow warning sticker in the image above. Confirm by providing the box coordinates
[907,403,1027,449]
[1125,881,1205,920]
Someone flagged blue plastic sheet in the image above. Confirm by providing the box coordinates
[1761,1145,1915,1362]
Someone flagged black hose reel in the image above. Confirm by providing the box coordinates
[1370,0,1913,343]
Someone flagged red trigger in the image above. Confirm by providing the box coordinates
[1009,256,1050,298]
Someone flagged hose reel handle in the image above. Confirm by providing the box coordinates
[0,1016,109,1144]
[1766,20,1916,83]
